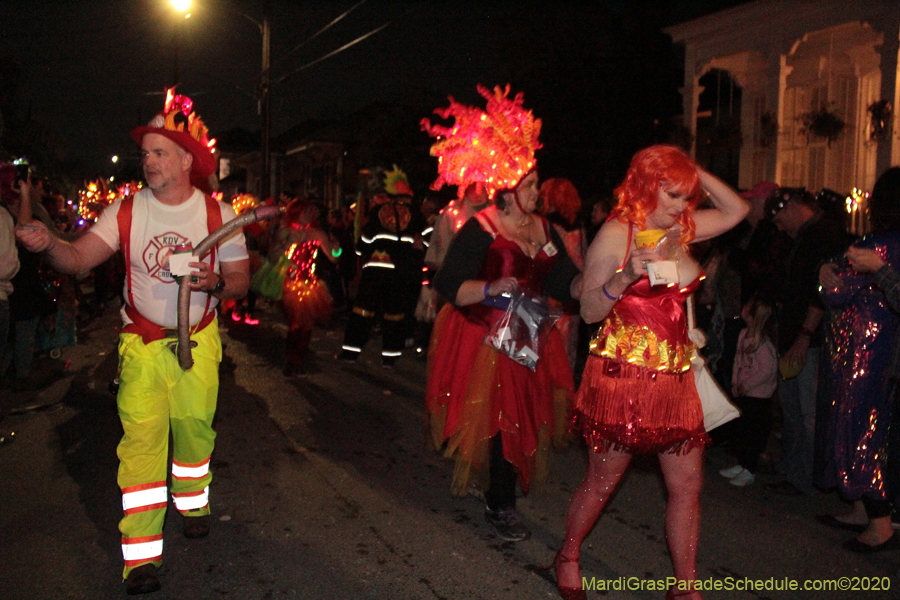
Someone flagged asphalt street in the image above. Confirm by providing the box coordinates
[1,302,897,600]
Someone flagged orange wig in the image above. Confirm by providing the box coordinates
[611,145,702,244]
[539,178,581,226]
[284,199,320,229]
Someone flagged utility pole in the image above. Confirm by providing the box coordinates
[260,14,272,200]
[173,27,180,85]
[169,0,191,86]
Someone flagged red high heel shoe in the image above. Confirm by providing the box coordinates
[543,551,587,600]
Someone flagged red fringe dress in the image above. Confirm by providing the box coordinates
[573,265,710,455]
[426,214,576,497]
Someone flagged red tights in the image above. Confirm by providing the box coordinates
[285,327,312,366]
[557,447,704,595]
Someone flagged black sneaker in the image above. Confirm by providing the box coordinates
[484,507,531,542]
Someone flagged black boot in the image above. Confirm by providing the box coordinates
[125,563,161,595]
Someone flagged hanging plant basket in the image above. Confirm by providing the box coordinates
[868,100,893,142]
[799,106,846,146]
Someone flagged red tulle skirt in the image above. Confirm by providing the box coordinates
[573,355,709,455]
[281,276,333,331]
[425,304,573,496]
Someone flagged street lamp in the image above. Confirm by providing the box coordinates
[170,0,191,15]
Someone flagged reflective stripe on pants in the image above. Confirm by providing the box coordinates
[116,318,221,578]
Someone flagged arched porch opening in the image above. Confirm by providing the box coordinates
[777,22,884,195]
[695,68,743,188]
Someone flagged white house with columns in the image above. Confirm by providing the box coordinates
[665,0,899,203]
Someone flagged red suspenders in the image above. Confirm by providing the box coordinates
[117,195,223,344]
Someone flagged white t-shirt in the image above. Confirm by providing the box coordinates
[0,207,19,300]
[90,188,248,328]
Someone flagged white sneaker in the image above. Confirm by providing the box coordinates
[730,469,756,487]
[719,464,744,479]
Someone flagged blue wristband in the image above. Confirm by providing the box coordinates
[601,284,618,301]
[484,283,491,298]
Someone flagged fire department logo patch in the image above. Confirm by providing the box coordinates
[142,232,190,282]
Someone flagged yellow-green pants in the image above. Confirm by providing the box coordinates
[116,319,221,578]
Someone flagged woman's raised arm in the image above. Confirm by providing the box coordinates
[691,169,749,243]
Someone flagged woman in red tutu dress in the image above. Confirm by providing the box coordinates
[427,167,580,542]
[552,146,748,600]
[422,85,581,542]
[279,200,339,377]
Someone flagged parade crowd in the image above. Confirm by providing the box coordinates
[4,85,900,599]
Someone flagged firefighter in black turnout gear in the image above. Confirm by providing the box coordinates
[340,166,425,367]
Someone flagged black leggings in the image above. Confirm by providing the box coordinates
[862,496,892,519]
[484,434,517,512]
[733,395,773,474]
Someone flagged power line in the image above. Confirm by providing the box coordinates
[274,0,370,67]
[274,20,391,84]
[274,4,421,85]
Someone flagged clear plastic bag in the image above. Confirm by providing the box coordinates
[483,290,561,371]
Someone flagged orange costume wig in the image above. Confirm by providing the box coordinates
[539,178,581,226]
[610,145,702,244]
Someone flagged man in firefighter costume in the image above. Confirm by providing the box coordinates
[340,166,425,367]
[16,90,249,595]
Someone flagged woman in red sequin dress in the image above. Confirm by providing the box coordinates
[552,146,748,600]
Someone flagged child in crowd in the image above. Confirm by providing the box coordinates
[720,296,778,486]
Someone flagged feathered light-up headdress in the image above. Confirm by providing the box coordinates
[77,179,117,223]
[231,193,260,216]
[421,84,541,199]
[131,88,218,193]
[76,179,142,222]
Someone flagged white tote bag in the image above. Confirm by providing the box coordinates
[685,296,740,431]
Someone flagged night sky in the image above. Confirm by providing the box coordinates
[0,0,745,187]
